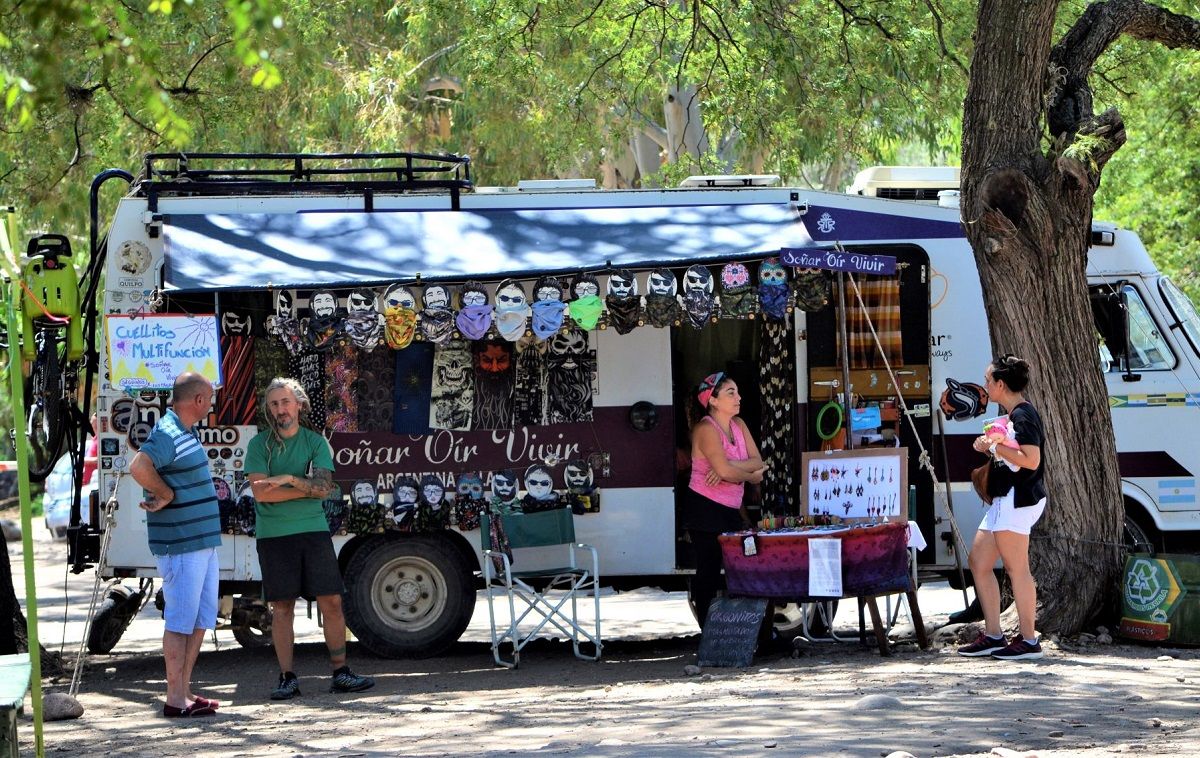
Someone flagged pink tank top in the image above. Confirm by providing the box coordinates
[689,416,749,508]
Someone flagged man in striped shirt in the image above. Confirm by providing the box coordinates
[130,372,224,718]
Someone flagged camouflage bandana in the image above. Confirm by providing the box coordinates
[383,304,418,349]
[644,293,680,327]
[793,270,830,312]
[419,306,456,345]
[604,295,641,334]
[720,287,758,317]
[682,289,715,329]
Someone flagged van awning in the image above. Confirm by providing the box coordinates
[161,203,811,291]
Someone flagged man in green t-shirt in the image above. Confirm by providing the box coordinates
[247,377,374,700]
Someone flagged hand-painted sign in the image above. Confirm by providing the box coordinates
[781,247,897,275]
[106,313,222,391]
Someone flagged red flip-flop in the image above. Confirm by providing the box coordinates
[191,696,220,709]
[163,702,216,718]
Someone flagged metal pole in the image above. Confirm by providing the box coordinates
[836,271,854,450]
[936,409,971,610]
[2,215,44,757]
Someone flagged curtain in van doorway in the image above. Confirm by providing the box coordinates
[841,274,903,368]
[758,317,796,514]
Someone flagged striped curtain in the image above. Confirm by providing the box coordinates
[840,274,903,368]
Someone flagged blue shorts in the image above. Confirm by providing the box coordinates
[155,547,219,634]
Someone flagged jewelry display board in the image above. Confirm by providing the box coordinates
[801,446,908,523]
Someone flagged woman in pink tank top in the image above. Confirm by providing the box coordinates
[684,371,766,630]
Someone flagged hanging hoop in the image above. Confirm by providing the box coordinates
[816,401,844,441]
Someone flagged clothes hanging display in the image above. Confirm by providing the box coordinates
[563,458,600,515]
[389,477,420,532]
[512,335,546,427]
[568,273,604,330]
[759,316,797,514]
[644,268,681,327]
[545,327,594,424]
[417,474,450,531]
[323,342,360,432]
[345,480,384,534]
[530,299,566,339]
[393,341,434,434]
[383,304,418,349]
[757,257,790,322]
[265,289,304,355]
[456,281,493,340]
[420,306,456,345]
[605,268,640,334]
[428,340,473,430]
[793,269,831,313]
[323,484,346,535]
[472,337,515,430]
[287,347,327,431]
[452,472,485,531]
[719,262,758,317]
[494,279,532,341]
[356,344,395,432]
[342,287,385,351]
[217,305,258,426]
[489,469,522,516]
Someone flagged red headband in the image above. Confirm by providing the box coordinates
[697,371,725,407]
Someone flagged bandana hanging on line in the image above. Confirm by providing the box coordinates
[758,257,790,322]
[429,340,473,431]
[420,306,456,345]
[719,262,758,317]
[530,299,566,340]
[568,295,604,330]
[343,311,385,351]
[383,305,418,350]
[456,304,494,340]
[266,316,304,355]
[683,289,715,329]
[472,338,516,430]
[604,296,641,334]
[512,336,546,426]
[495,308,530,341]
[644,293,681,328]
[306,314,342,351]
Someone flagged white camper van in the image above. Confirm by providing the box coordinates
[63,153,1198,656]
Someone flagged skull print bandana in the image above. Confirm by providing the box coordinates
[420,306,456,345]
[683,288,715,329]
[530,299,566,339]
[758,257,790,321]
[568,295,604,330]
[456,303,494,340]
[383,304,418,349]
[644,293,681,327]
[429,340,473,430]
[604,294,641,334]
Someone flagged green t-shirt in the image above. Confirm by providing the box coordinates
[245,426,334,539]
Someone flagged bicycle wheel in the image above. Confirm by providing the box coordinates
[25,329,67,481]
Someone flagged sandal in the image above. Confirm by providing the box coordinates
[163,702,216,718]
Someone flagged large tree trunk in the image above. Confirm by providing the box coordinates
[961,0,1125,635]
[1,533,60,674]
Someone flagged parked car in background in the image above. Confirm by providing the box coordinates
[44,451,96,541]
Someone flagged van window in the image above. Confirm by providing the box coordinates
[1160,276,1200,357]
[1123,285,1174,370]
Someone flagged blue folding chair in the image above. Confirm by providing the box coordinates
[481,507,602,668]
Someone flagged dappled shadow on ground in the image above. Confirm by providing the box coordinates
[23,633,1200,758]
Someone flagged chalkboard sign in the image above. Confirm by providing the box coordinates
[697,596,768,668]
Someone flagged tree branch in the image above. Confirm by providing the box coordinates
[159,39,231,96]
[1049,0,1200,136]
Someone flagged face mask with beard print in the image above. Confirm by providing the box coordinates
[604,269,641,334]
[471,338,515,430]
[456,281,493,340]
[682,265,715,328]
[644,269,681,327]
[490,469,521,515]
[545,327,594,424]
[494,280,531,341]
[345,480,383,535]
[521,464,560,513]
[389,478,420,532]
[563,458,599,515]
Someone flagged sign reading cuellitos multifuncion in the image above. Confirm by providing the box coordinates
[105,313,222,391]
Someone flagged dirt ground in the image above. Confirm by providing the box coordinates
[8,511,1200,758]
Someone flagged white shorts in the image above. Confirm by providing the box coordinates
[155,547,219,634]
[979,489,1046,536]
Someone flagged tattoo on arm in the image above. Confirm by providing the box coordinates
[292,468,334,498]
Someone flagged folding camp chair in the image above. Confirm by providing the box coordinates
[482,507,602,669]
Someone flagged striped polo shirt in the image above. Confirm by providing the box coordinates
[139,410,222,556]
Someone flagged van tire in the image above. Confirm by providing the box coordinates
[1123,509,1159,554]
[87,585,138,654]
[342,535,475,658]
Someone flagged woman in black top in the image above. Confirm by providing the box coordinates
[957,355,1047,661]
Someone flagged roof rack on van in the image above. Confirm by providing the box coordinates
[137,151,474,210]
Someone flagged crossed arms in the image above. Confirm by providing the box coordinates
[249,468,335,502]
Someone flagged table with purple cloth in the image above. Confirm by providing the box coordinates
[717,521,928,654]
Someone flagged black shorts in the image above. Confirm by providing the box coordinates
[256,531,345,602]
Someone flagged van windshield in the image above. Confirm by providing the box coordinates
[1160,277,1200,358]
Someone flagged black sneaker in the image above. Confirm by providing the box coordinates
[270,673,301,700]
[991,637,1044,661]
[330,667,375,694]
[957,633,1009,657]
